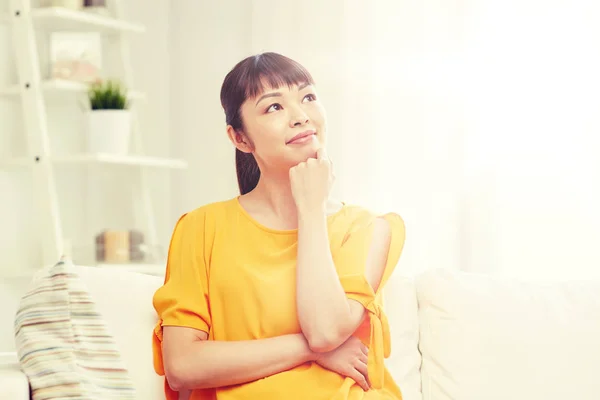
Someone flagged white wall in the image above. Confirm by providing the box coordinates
[169,0,251,215]
[460,0,600,280]
[0,0,173,275]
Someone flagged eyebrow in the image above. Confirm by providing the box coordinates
[255,82,311,106]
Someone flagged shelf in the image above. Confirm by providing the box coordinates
[95,262,165,277]
[1,79,145,99]
[0,153,188,169]
[28,7,145,34]
[55,153,188,168]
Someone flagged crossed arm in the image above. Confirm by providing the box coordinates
[162,328,314,391]
[161,216,392,391]
[296,213,392,352]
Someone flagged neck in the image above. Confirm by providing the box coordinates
[253,169,298,222]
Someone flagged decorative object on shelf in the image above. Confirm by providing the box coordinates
[83,0,109,15]
[87,80,131,155]
[95,230,145,263]
[50,32,102,83]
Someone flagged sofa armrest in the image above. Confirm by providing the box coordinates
[0,362,30,400]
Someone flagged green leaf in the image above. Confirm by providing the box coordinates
[88,79,128,110]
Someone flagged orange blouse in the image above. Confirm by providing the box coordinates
[152,197,406,400]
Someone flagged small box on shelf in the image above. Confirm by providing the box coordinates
[95,229,145,263]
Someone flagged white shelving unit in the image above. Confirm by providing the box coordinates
[1,1,183,277]
[30,6,144,33]
[1,78,145,98]
[1,153,188,169]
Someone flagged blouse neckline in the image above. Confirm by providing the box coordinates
[234,196,346,235]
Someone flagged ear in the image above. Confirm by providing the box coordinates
[226,125,253,154]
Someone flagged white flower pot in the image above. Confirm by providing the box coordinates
[87,110,132,155]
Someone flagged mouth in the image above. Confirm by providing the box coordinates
[286,130,317,145]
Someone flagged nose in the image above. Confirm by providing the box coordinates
[289,107,309,128]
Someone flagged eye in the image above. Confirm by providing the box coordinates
[266,103,282,113]
[302,93,317,102]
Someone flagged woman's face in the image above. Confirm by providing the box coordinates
[235,82,327,172]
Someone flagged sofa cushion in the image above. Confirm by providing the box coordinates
[416,268,600,400]
[14,259,136,399]
[383,275,422,400]
[0,361,30,400]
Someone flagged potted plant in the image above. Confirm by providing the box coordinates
[87,80,131,155]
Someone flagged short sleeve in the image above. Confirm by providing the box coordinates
[333,211,406,389]
[152,211,212,376]
[335,212,406,295]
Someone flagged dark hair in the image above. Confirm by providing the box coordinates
[220,52,315,195]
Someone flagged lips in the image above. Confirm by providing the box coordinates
[287,130,316,144]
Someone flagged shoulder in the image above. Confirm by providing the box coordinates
[182,198,236,221]
[187,198,234,217]
[168,199,239,258]
[172,198,238,234]
[336,204,405,241]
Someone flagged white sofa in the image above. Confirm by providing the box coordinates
[1,266,600,400]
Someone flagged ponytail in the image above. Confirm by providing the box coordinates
[235,149,260,195]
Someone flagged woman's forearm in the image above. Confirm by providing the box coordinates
[296,210,362,352]
[165,332,315,391]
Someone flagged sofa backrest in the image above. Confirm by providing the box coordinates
[384,274,423,400]
[416,268,600,400]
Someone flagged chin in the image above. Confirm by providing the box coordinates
[294,146,320,163]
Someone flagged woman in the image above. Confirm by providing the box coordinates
[152,52,406,400]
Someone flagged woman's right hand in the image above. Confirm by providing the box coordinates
[314,336,371,391]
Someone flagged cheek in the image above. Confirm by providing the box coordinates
[263,117,288,140]
[309,104,326,127]
[253,119,287,153]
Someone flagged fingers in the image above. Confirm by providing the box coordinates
[355,359,371,389]
[349,368,370,392]
[359,350,368,365]
[355,359,368,376]
[361,343,369,356]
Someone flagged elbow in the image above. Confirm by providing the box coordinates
[305,329,346,353]
[301,308,359,352]
[165,372,185,392]
[165,363,189,392]
[165,361,206,391]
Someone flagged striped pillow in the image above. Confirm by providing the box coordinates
[14,259,136,399]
